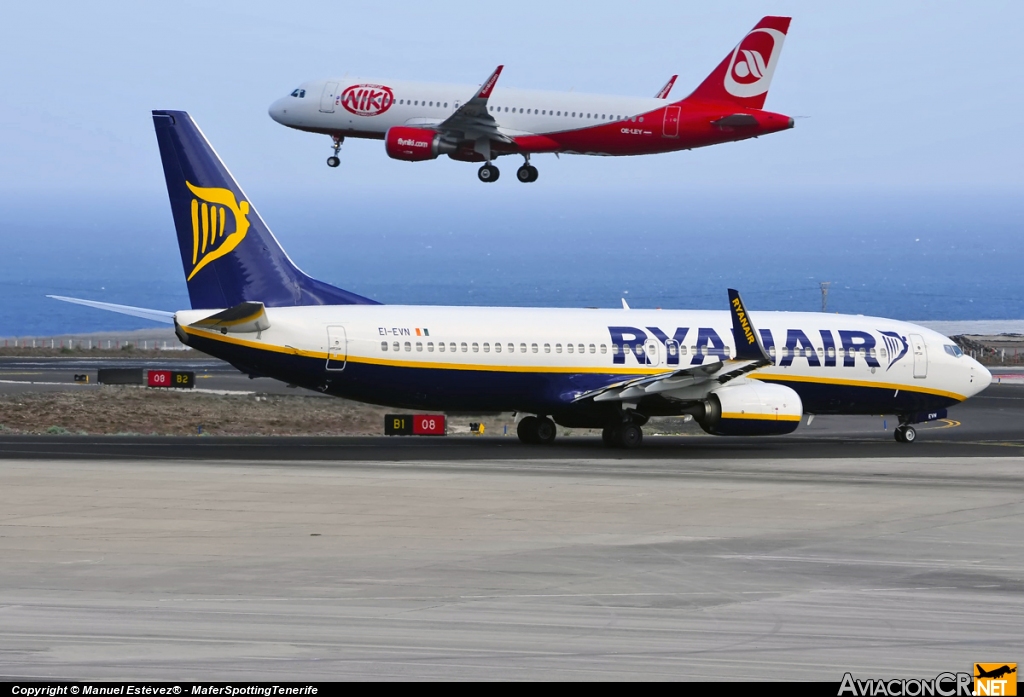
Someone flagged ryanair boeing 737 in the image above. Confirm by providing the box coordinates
[51,111,991,448]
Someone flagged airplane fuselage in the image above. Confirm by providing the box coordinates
[177,305,988,425]
[269,78,793,159]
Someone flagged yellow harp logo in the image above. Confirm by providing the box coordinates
[185,181,250,281]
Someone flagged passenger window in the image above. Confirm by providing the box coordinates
[483,343,489,353]
[572,112,576,117]
[531,343,538,353]
[427,342,434,352]
[827,347,835,357]
[768,346,776,357]
[381,341,388,351]
[472,342,479,352]
[508,343,514,353]
[622,344,631,355]
[869,348,876,358]
[667,341,677,356]
[461,342,468,352]
[494,343,501,353]
[556,344,562,353]
[438,343,445,353]
[393,341,400,351]
[589,344,596,354]
[879,348,887,358]
[635,344,643,355]
[611,344,619,355]
[450,342,456,352]
[566,344,573,354]
[444,102,448,108]
[680,346,688,355]
[639,116,644,122]
[404,342,412,351]
[416,342,423,352]
[518,343,525,353]
[544,343,551,353]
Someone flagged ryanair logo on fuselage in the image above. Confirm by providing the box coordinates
[186,181,250,281]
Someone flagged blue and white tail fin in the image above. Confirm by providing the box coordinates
[152,110,377,310]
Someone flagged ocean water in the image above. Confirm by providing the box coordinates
[1,190,1021,337]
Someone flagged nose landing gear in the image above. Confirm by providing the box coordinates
[894,424,917,443]
[478,163,499,182]
[326,136,344,168]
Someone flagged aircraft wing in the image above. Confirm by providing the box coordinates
[655,75,678,99]
[574,289,772,404]
[433,65,512,145]
[47,295,175,324]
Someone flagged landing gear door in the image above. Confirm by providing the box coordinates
[320,82,339,113]
[327,325,347,371]
[663,105,680,138]
[910,333,927,379]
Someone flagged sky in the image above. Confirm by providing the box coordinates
[2,0,1023,201]
[1,1,1023,333]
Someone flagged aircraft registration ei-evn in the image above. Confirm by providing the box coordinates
[268,16,795,183]
[50,111,991,448]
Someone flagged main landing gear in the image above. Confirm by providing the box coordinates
[602,422,644,449]
[478,163,499,183]
[516,155,538,183]
[517,415,556,444]
[894,423,917,443]
[326,135,344,168]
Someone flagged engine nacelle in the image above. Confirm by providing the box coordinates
[385,126,454,161]
[696,382,803,436]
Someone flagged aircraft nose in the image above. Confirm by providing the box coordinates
[268,98,289,124]
[968,358,992,397]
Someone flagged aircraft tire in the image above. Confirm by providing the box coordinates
[517,416,539,444]
[601,425,618,448]
[616,423,643,449]
[327,156,340,168]
[517,165,537,183]
[478,164,499,183]
[897,423,921,440]
[534,417,556,445]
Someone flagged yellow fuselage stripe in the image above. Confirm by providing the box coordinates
[721,412,802,422]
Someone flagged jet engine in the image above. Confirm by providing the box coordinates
[385,127,455,161]
[695,381,802,436]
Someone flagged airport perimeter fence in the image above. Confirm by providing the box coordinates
[2,338,190,351]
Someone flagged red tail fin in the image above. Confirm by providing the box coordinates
[684,16,791,110]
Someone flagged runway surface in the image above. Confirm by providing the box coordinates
[0,455,1021,680]
[1,358,1023,680]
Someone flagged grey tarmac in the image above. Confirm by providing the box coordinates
[0,453,1021,681]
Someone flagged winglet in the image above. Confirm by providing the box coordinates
[655,75,677,99]
[475,65,503,100]
[728,289,769,361]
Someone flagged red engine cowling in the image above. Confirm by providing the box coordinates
[385,126,453,161]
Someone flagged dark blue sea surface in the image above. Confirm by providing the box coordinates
[1,190,1020,337]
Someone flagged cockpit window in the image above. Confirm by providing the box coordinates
[290,89,306,98]
[944,344,963,357]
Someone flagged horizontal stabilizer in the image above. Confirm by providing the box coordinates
[190,301,270,334]
[47,295,175,324]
